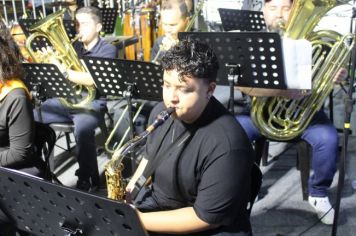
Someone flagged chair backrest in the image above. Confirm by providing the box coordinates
[14,122,56,180]
[33,122,56,179]
[247,162,263,216]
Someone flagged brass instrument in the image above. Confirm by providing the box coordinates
[104,102,145,154]
[250,0,355,141]
[105,107,175,201]
[25,9,96,110]
[151,0,204,64]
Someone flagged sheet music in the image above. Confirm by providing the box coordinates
[282,38,312,90]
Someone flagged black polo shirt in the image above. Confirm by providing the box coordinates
[74,37,118,59]
[143,97,254,234]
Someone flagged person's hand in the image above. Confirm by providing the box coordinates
[37,46,67,74]
[144,0,161,8]
[161,36,178,51]
[333,68,348,84]
[285,89,311,100]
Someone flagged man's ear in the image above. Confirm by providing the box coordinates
[96,23,103,33]
[208,82,216,96]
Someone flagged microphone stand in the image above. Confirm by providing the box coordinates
[332,2,356,235]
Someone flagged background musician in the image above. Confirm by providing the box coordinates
[0,21,35,168]
[146,0,193,13]
[63,0,83,20]
[0,23,36,234]
[128,39,254,235]
[235,0,348,225]
[151,0,190,63]
[111,0,192,152]
[34,6,117,192]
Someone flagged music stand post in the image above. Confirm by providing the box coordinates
[0,167,147,236]
[226,64,240,114]
[332,5,356,235]
[179,32,287,114]
[218,9,266,32]
[124,83,138,140]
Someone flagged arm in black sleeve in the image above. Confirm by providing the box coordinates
[0,90,35,167]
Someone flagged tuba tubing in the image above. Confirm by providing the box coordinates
[250,0,355,141]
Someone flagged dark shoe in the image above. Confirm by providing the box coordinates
[76,179,99,192]
[76,179,91,192]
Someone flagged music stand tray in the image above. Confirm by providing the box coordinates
[218,9,266,32]
[23,63,78,101]
[82,57,163,101]
[19,18,76,41]
[179,32,286,89]
[0,167,148,236]
[100,7,118,34]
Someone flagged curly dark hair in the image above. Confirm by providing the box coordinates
[0,36,24,83]
[0,21,22,60]
[161,39,219,83]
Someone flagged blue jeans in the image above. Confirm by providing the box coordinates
[236,110,338,197]
[34,98,107,183]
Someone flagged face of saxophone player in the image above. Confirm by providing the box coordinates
[75,13,102,48]
[163,69,215,124]
[161,7,189,40]
[263,0,292,31]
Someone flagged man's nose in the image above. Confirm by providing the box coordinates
[275,8,283,18]
[169,89,179,103]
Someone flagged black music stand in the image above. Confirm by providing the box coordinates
[83,56,163,134]
[100,7,118,34]
[218,9,266,32]
[23,63,78,101]
[19,18,76,41]
[179,32,286,113]
[0,167,147,236]
[83,57,163,101]
[63,19,77,40]
[83,57,162,172]
[23,63,79,120]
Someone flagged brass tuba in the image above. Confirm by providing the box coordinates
[250,0,355,141]
[25,9,96,109]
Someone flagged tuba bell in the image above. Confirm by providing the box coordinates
[25,9,96,109]
[250,0,355,141]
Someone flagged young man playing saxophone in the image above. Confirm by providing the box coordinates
[126,39,254,235]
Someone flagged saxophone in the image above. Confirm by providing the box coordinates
[105,107,175,201]
[250,0,355,141]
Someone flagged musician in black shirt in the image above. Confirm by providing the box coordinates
[128,39,254,235]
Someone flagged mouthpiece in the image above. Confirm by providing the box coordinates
[146,107,175,133]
